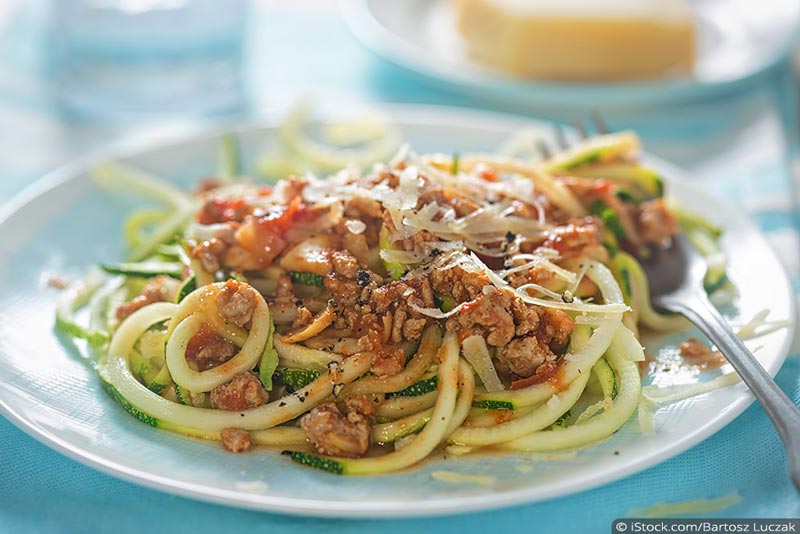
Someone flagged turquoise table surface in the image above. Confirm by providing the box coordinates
[1,2,799,532]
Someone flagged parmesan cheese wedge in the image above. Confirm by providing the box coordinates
[454,0,696,81]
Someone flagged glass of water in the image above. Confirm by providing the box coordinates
[50,0,247,121]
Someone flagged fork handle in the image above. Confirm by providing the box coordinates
[660,291,800,491]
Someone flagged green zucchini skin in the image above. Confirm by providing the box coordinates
[386,375,438,398]
[101,261,184,279]
[472,400,514,410]
[280,368,323,391]
[287,271,326,287]
[99,374,160,427]
[286,451,344,474]
[175,276,197,303]
[593,357,618,399]
[552,410,571,428]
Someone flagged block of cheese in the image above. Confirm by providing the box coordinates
[454,0,696,81]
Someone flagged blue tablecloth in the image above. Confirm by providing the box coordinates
[0,2,798,532]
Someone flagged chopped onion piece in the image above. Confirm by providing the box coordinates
[409,301,467,319]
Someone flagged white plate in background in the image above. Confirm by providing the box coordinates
[343,0,800,107]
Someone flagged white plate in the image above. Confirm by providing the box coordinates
[343,0,800,107]
[0,105,794,517]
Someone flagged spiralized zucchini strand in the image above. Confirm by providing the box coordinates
[445,360,477,435]
[614,251,686,331]
[55,269,109,348]
[473,262,624,408]
[166,310,269,393]
[92,161,192,209]
[105,301,372,432]
[157,282,272,392]
[342,325,442,397]
[372,408,433,444]
[502,348,641,452]
[318,331,460,475]
[274,336,344,370]
[128,205,197,262]
[372,359,475,444]
[279,102,402,172]
[250,426,308,447]
[123,209,167,248]
[449,371,590,446]
[462,406,535,428]
[376,391,438,420]
[461,156,587,217]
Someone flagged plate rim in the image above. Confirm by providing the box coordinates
[0,104,795,518]
[341,0,800,107]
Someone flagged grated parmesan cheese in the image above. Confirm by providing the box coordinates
[627,492,742,518]
[431,471,497,486]
[344,219,366,234]
[234,480,269,493]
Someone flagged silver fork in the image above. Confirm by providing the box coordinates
[552,117,800,491]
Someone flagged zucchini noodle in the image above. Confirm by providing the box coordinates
[613,251,686,331]
[290,332,460,475]
[450,371,590,446]
[55,269,110,349]
[92,161,191,209]
[463,406,535,427]
[105,318,373,433]
[128,203,197,262]
[373,408,433,444]
[123,209,168,248]
[373,359,475,444]
[167,311,267,393]
[162,283,272,393]
[425,154,587,217]
[274,336,343,369]
[376,391,438,419]
[472,262,623,409]
[341,325,441,397]
[502,348,641,452]
[56,118,748,475]
[278,102,401,172]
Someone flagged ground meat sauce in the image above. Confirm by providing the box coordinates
[115,275,180,321]
[216,279,258,328]
[191,238,228,274]
[175,154,679,457]
[210,371,268,411]
[678,337,727,370]
[185,324,238,371]
[220,427,252,453]
[300,395,375,457]
[192,166,600,384]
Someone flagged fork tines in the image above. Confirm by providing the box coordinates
[538,113,611,159]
